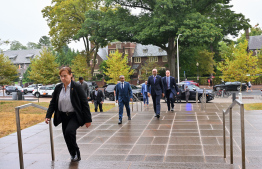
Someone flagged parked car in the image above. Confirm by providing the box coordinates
[104,84,143,101]
[180,81,199,87]
[23,84,43,93]
[33,85,55,98]
[5,86,27,95]
[163,84,214,103]
[213,82,247,91]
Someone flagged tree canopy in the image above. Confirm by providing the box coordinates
[0,53,18,86]
[9,40,27,50]
[71,53,91,80]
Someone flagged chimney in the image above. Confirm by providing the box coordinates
[245,28,250,41]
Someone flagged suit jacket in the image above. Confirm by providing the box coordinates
[46,81,92,127]
[91,90,104,102]
[76,81,90,98]
[147,75,164,96]
[162,76,179,96]
[141,83,151,96]
[115,82,133,102]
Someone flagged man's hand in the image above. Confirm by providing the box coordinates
[162,93,165,97]
[130,98,133,102]
[45,118,50,124]
[101,101,103,104]
[141,93,142,95]
[85,122,91,128]
[148,93,151,97]
[116,100,118,103]
[177,92,179,95]
[87,97,90,100]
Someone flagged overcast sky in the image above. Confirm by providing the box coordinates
[0,0,261,51]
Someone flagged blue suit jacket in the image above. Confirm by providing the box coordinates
[141,83,151,94]
[162,76,179,96]
[115,82,133,102]
[147,75,164,96]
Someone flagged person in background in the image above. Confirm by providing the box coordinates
[91,86,104,112]
[77,77,90,100]
[141,81,151,106]
[45,67,92,162]
[247,81,252,92]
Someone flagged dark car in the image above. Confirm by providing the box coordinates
[163,84,214,103]
[213,82,247,91]
[104,84,143,101]
[5,86,27,95]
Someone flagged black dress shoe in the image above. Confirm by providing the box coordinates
[71,149,81,162]
[118,120,122,124]
[156,115,160,119]
[128,116,131,120]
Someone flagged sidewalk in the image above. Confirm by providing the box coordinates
[1,101,262,168]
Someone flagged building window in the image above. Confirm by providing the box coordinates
[116,44,121,49]
[131,49,134,53]
[162,56,168,62]
[134,57,141,63]
[143,49,148,53]
[125,49,129,54]
[149,56,158,62]
[96,59,98,64]
[110,50,115,54]
[130,57,132,63]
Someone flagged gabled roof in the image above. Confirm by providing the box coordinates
[3,49,42,64]
[132,44,167,57]
[249,36,262,50]
[97,46,108,60]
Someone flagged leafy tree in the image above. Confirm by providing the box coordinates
[55,45,78,66]
[38,36,51,47]
[140,59,160,81]
[0,53,18,95]
[71,54,91,80]
[104,50,134,83]
[218,41,235,60]
[217,40,262,91]
[28,48,59,84]
[196,49,216,76]
[237,24,262,44]
[9,40,27,50]
[22,65,32,82]
[99,60,110,81]
[102,0,250,78]
[27,42,40,49]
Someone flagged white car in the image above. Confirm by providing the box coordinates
[33,85,55,98]
[24,84,43,93]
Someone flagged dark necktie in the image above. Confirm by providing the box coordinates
[154,76,156,83]
[122,83,124,89]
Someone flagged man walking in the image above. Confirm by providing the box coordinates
[147,69,164,119]
[162,70,179,111]
[77,77,90,100]
[116,75,133,124]
[141,81,150,106]
[91,86,104,112]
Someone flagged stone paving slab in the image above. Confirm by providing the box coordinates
[1,102,262,168]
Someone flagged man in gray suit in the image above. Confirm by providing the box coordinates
[77,77,90,100]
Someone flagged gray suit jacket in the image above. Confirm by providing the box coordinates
[77,81,90,98]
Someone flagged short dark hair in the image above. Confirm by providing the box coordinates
[79,77,84,80]
[95,85,98,88]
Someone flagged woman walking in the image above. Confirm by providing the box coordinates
[45,67,92,162]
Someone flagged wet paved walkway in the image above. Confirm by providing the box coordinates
[1,102,262,168]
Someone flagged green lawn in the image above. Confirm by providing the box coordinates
[244,103,262,110]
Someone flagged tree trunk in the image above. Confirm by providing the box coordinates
[167,37,177,80]
[91,44,99,79]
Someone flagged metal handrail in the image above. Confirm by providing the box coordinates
[132,94,142,112]
[223,99,245,169]
[15,103,55,169]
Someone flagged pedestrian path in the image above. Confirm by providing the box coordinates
[1,102,262,168]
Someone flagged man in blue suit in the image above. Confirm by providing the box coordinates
[162,70,179,111]
[116,75,133,124]
[147,69,164,119]
[141,81,151,106]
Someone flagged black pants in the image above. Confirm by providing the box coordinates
[152,94,161,115]
[61,113,80,156]
[166,89,174,110]
[94,100,103,112]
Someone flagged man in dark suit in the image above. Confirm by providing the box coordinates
[147,69,164,119]
[77,77,90,100]
[116,75,133,124]
[162,70,179,111]
[91,86,104,112]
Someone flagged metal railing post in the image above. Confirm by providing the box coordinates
[223,111,226,158]
[49,121,55,161]
[240,104,246,169]
[15,107,24,169]
[230,107,233,164]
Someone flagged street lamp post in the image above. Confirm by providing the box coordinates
[177,34,182,83]
[196,62,199,83]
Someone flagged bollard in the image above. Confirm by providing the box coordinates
[232,93,236,102]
